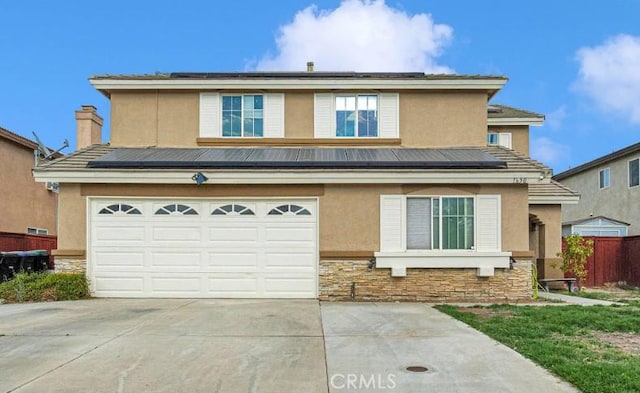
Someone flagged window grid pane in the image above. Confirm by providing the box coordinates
[630,160,639,187]
[223,95,263,138]
[336,95,378,138]
[441,197,474,250]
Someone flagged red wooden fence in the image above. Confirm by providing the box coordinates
[0,231,57,267]
[563,236,640,287]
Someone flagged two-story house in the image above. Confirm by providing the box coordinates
[554,142,640,236]
[0,126,59,236]
[33,71,578,301]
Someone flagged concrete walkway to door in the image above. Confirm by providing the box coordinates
[0,299,578,393]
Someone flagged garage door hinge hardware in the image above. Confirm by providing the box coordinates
[191,172,208,185]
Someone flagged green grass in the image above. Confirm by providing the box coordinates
[0,273,90,303]
[436,304,640,393]
[563,287,640,306]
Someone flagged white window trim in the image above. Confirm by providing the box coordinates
[487,132,499,145]
[334,94,380,138]
[628,158,639,188]
[487,132,512,149]
[375,194,511,277]
[598,167,610,190]
[221,94,265,138]
[27,227,48,235]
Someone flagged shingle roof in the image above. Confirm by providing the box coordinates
[528,180,580,199]
[35,144,551,174]
[554,141,640,180]
[488,104,544,119]
[90,72,508,81]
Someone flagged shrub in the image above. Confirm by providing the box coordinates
[557,234,594,289]
[0,273,89,303]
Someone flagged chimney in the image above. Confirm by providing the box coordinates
[75,105,103,150]
[306,61,314,72]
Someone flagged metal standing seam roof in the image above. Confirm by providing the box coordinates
[36,144,551,173]
[85,147,507,169]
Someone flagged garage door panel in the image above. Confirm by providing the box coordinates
[208,227,258,243]
[264,253,315,269]
[93,251,145,269]
[208,252,258,269]
[150,277,202,295]
[150,252,202,268]
[264,277,316,297]
[152,227,201,242]
[94,226,145,242]
[94,276,144,294]
[208,277,258,296]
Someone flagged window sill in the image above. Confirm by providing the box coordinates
[197,138,402,146]
[374,251,512,277]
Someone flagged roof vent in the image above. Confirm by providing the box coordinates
[307,61,314,72]
[488,105,502,113]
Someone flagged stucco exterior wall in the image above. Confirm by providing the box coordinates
[55,183,530,256]
[0,138,57,234]
[560,155,640,235]
[488,125,529,156]
[108,91,488,148]
[529,204,563,279]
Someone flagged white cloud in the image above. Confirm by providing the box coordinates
[531,137,570,164]
[545,105,567,130]
[575,34,640,124]
[255,0,453,73]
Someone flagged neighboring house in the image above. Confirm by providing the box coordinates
[555,142,640,236]
[33,71,578,301]
[562,216,629,237]
[0,126,59,236]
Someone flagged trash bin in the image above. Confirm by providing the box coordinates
[0,250,50,281]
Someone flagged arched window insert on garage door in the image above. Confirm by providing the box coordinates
[154,204,199,215]
[98,204,142,215]
[268,204,311,216]
[211,204,255,215]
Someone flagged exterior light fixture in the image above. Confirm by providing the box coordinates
[191,172,208,185]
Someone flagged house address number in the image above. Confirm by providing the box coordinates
[513,177,528,184]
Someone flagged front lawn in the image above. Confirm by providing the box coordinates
[562,286,640,306]
[436,304,640,393]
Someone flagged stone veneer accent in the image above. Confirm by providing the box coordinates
[54,258,87,274]
[319,259,532,302]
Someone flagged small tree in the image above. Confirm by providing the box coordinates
[557,234,594,290]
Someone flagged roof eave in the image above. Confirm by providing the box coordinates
[488,118,544,126]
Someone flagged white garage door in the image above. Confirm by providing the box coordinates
[89,199,318,298]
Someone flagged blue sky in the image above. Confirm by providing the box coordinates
[1,0,639,173]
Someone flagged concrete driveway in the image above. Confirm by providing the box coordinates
[0,300,577,393]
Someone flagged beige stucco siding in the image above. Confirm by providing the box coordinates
[399,92,488,147]
[56,183,529,255]
[0,138,57,234]
[108,91,489,148]
[284,93,314,138]
[57,184,85,249]
[561,155,640,235]
[488,125,530,156]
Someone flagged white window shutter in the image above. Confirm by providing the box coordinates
[498,132,512,149]
[476,195,501,252]
[263,93,284,138]
[378,93,399,138]
[380,195,405,252]
[199,93,220,137]
[314,93,333,138]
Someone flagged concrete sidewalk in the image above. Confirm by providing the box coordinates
[538,291,626,305]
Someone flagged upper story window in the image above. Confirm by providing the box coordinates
[27,227,48,235]
[629,158,639,187]
[222,95,264,137]
[335,95,378,137]
[487,132,512,149]
[599,167,610,189]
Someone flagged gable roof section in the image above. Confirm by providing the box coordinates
[34,144,552,185]
[0,126,39,151]
[563,216,630,227]
[487,104,544,126]
[554,141,640,181]
[528,180,580,204]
